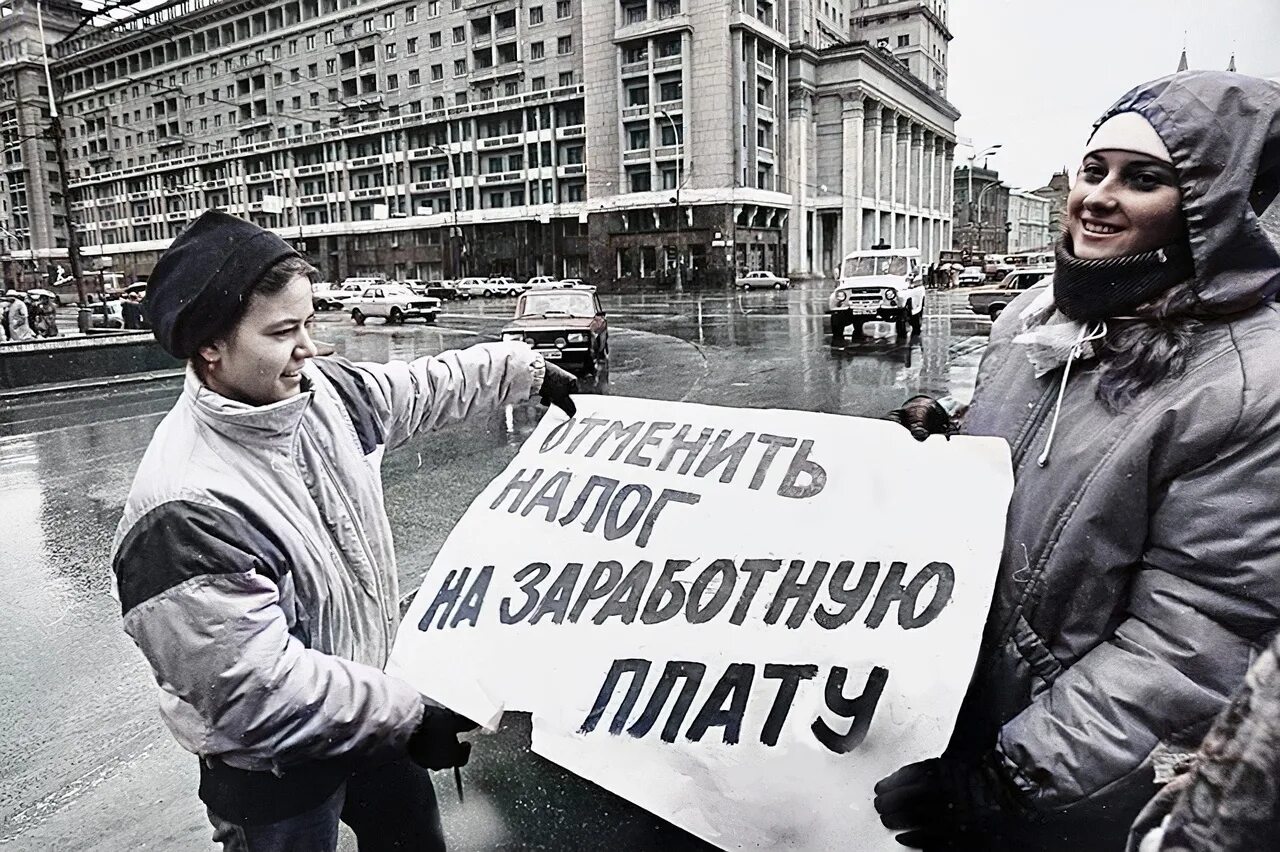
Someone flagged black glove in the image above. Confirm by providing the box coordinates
[886,395,957,442]
[872,756,1028,850]
[539,361,578,417]
[406,703,477,771]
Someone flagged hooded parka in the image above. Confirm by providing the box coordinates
[948,72,1280,847]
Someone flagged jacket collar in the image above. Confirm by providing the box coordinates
[183,365,314,448]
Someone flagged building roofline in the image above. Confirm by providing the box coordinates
[793,39,960,121]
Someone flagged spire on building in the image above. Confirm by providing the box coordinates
[1228,53,1237,72]
[1177,49,1189,72]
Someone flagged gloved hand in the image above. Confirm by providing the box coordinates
[406,703,477,771]
[539,361,578,417]
[886,395,957,442]
[873,756,1027,849]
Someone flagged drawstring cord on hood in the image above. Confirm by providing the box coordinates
[1037,321,1108,467]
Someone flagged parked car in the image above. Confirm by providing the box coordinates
[827,247,925,340]
[558,278,593,290]
[967,266,1054,320]
[87,297,125,329]
[736,270,791,290]
[957,266,986,286]
[349,284,441,325]
[486,276,522,297]
[405,279,461,300]
[500,287,608,375]
[313,282,364,310]
[525,275,561,290]
[454,276,491,298]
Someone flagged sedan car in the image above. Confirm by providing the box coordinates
[349,285,441,325]
[967,267,1053,320]
[500,288,608,375]
[736,270,791,290]
[957,266,986,286]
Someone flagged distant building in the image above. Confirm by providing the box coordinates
[1032,168,1069,240]
[952,165,1006,255]
[1007,189,1052,253]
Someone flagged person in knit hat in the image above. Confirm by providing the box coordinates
[112,210,578,850]
[879,71,1280,850]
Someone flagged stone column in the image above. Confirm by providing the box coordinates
[942,142,956,248]
[895,119,909,208]
[864,103,881,230]
[839,89,864,261]
[787,87,813,276]
[882,111,898,218]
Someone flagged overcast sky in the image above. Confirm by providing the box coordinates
[947,0,1280,191]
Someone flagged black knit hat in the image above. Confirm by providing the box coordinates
[145,210,299,358]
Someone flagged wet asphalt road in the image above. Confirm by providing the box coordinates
[0,284,991,851]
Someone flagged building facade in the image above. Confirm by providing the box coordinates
[1032,168,1068,242]
[952,164,1007,255]
[1006,188,1051,254]
[2,0,955,289]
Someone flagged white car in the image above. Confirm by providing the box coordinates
[957,266,986,286]
[525,275,561,289]
[312,282,365,310]
[736,270,791,290]
[827,248,925,340]
[454,276,491,298]
[349,284,441,325]
[486,276,522,297]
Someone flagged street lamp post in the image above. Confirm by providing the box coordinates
[964,142,1002,249]
[659,109,683,292]
[974,181,1002,254]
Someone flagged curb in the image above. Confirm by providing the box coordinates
[0,368,183,400]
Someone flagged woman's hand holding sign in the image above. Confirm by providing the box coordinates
[873,756,1030,849]
[539,361,579,417]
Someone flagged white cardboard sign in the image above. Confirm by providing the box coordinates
[388,396,1013,851]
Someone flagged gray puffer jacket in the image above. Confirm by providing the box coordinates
[948,71,1280,848]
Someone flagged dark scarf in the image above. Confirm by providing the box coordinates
[1053,237,1195,322]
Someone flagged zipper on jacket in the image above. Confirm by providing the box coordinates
[1009,382,1059,471]
[301,424,394,650]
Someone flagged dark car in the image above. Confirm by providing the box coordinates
[500,288,608,375]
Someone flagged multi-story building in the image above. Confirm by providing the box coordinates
[786,0,957,277]
[52,0,591,284]
[952,165,1007,255]
[0,0,79,287]
[1032,168,1069,241]
[4,0,955,289]
[1006,188,1052,254]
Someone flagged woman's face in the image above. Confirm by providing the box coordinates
[199,273,318,405]
[1067,150,1184,260]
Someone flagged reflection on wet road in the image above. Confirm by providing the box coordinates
[0,285,989,850]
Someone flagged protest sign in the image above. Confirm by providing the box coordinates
[388,395,1013,850]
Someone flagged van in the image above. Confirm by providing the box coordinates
[826,247,925,341]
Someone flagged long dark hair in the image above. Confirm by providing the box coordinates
[1095,280,1203,412]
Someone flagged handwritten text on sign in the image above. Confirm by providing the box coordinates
[388,396,1012,851]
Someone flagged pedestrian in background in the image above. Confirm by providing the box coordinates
[121,292,143,330]
[31,294,58,337]
[879,71,1280,850]
[111,211,579,851]
[4,289,33,341]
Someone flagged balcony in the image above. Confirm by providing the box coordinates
[410,146,449,159]
[621,104,650,120]
[238,116,273,132]
[653,54,683,70]
[350,186,387,199]
[295,163,326,176]
[299,193,327,205]
[157,137,187,149]
[621,59,649,76]
[349,154,382,168]
[654,144,680,159]
[555,124,586,139]
[411,179,449,191]
[622,149,650,163]
[480,171,522,185]
[245,171,277,184]
[656,99,683,114]
[479,134,521,149]
[336,28,382,46]
[756,59,775,80]
[758,144,775,161]
[756,104,774,122]
[132,214,156,225]
[126,190,150,201]
[557,163,585,177]
[165,211,191,222]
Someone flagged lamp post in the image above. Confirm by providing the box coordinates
[659,108,683,292]
[428,129,461,279]
[974,181,1002,254]
[964,142,1002,244]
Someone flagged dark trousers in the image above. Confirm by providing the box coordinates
[206,758,445,852]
